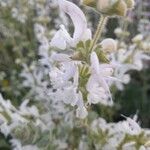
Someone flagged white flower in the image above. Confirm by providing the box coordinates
[50,0,91,50]
[133,51,150,71]
[19,99,39,117]
[109,49,137,90]
[49,61,77,88]
[120,115,141,135]
[49,61,88,119]
[76,92,88,119]
[86,52,117,106]
[62,68,79,106]
[87,77,110,105]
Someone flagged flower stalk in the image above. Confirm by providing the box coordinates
[89,15,108,52]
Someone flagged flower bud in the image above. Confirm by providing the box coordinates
[97,0,110,13]
[111,0,127,16]
[124,0,135,8]
[132,34,143,43]
[100,38,117,52]
[82,0,132,17]
[82,0,96,8]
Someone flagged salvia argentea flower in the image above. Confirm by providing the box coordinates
[50,0,92,50]
[86,52,118,106]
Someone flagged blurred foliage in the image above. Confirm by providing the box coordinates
[112,0,150,128]
[0,4,37,103]
[115,68,150,128]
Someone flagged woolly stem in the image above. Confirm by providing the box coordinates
[89,15,108,52]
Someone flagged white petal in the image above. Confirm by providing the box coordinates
[76,106,88,119]
[100,68,114,76]
[51,52,71,62]
[76,91,84,108]
[73,67,79,87]
[97,76,113,105]
[90,52,100,74]
[60,25,72,42]
[50,29,67,50]
[86,76,96,92]
[58,0,87,44]
[81,28,92,41]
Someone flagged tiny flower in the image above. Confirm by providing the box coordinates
[100,38,117,52]
[121,115,141,135]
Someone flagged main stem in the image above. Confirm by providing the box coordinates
[89,15,108,52]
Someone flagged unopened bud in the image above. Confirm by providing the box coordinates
[82,0,96,8]
[100,38,117,52]
[82,0,132,17]
[97,0,110,13]
[112,0,127,16]
[124,0,135,8]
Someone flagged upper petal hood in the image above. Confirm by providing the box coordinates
[58,0,90,45]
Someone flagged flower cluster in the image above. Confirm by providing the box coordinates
[49,0,120,119]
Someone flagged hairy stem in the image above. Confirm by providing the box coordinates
[89,15,108,52]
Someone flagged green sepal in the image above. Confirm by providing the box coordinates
[94,45,110,63]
